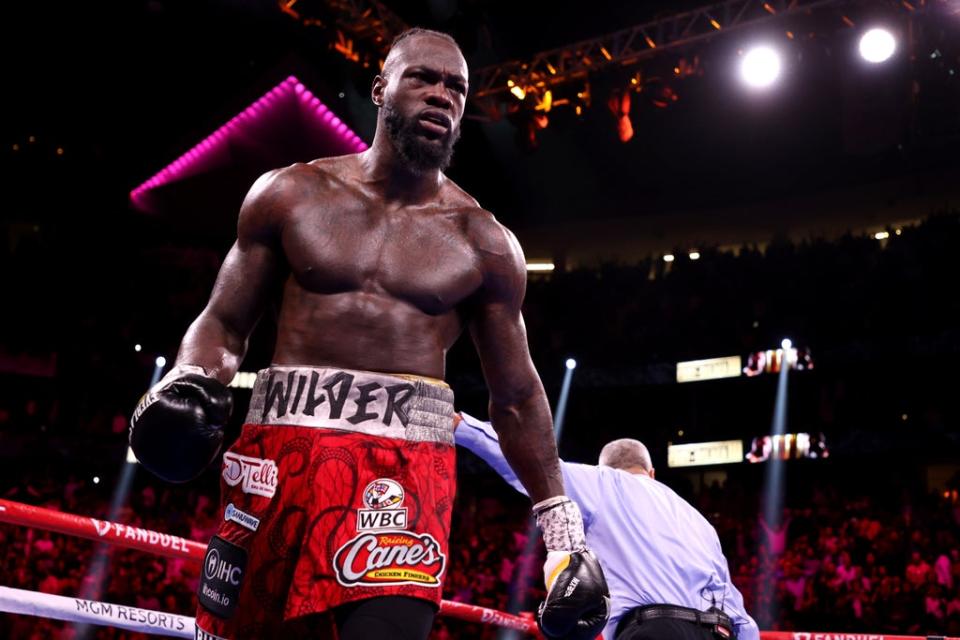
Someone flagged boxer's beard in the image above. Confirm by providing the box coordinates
[384,105,460,174]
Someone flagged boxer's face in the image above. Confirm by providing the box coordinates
[375,35,468,173]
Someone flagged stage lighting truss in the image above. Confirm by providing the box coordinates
[279,0,409,69]
[468,0,944,127]
[278,0,949,147]
[472,0,842,100]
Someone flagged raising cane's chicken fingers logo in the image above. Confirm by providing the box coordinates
[334,531,446,588]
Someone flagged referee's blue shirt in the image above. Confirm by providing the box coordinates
[456,412,760,640]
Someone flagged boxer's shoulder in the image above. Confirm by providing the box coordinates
[438,174,482,211]
[305,154,363,184]
[456,206,525,290]
[242,162,338,211]
[256,156,364,205]
[238,159,360,237]
[426,176,513,257]
[462,208,522,263]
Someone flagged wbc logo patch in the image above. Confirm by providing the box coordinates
[333,478,446,587]
[356,479,408,532]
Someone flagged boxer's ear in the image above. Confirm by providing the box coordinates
[372,76,386,107]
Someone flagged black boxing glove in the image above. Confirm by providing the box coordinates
[129,364,232,483]
[535,497,610,640]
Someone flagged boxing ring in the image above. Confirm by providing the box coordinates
[0,499,955,639]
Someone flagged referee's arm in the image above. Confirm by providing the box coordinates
[455,412,601,524]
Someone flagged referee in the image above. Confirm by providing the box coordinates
[455,412,760,640]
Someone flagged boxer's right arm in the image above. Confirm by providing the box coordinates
[130,169,291,482]
[176,168,289,384]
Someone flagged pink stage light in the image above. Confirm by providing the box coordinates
[130,75,367,206]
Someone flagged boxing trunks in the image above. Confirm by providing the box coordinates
[195,365,456,639]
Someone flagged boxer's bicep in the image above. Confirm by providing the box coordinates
[203,237,281,340]
[176,170,287,380]
[205,168,286,336]
[467,225,538,404]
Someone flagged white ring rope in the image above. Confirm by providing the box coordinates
[0,585,195,638]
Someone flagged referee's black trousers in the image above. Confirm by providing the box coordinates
[616,617,722,640]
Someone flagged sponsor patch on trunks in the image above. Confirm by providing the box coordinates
[333,530,445,587]
[221,452,278,499]
[357,479,408,532]
[198,536,247,618]
[224,503,260,532]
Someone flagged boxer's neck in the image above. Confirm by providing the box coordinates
[359,135,444,204]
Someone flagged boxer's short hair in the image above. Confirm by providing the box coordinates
[382,28,462,78]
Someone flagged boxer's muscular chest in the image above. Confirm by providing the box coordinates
[279,186,483,316]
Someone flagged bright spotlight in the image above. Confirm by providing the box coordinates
[781,338,793,350]
[93,476,100,485]
[859,28,896,63]
[155,356,167,368]
[689,251,701,261]
[565,358,577,370]
[741,46,782,88]
[526,261,555,273]
[663,254,675,263]
[134,344,142,352]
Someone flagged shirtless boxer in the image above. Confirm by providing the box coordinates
[130,28,608,640]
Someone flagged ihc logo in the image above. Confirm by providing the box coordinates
[205,549,221,580]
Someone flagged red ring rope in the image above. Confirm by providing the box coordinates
[0,498,540,634]
[1,498,956,639]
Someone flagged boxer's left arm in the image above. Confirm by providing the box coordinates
[468,213,609,639]
[466,214,562,505]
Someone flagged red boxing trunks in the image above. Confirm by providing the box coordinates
[195,366,456,639]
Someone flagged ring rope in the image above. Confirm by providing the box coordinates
[0,585,194,638]
[1,499,956,639]
[0,498,540,634]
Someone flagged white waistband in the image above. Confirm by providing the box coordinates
[245,366,456,445]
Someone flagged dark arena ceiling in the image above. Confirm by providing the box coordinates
[5,1,960,254]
